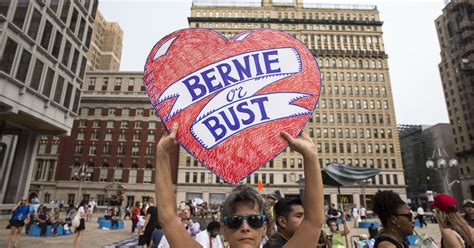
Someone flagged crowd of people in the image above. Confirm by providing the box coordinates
[6,124,474,248]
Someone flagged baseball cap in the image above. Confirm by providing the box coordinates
[463,199,473,207]
[430,194,459,213]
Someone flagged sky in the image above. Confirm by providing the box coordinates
[99,0,449,125]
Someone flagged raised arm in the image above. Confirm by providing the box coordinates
[281,131,324,248]
[155,123,201,248]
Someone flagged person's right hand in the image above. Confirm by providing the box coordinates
[281,130,317,157]
[157,123,178,153]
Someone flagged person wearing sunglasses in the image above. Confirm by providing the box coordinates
[373,190,413,248]
[155,124,324,248]
[431,194,474,248]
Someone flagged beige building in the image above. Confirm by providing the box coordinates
[176,0,406,208]
[0,0,97,204]
[86,10,122,72]
[435,0,474,200]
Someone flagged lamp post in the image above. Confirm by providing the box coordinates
[425,148,459,194]
[75,163,91,205]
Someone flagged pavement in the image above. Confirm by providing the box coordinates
[0,216,442,247]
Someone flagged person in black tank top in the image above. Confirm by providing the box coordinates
[372,190,414,248]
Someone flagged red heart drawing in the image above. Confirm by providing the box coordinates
[144,29,321,184]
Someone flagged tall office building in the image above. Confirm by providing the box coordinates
[0,0,97,203]
[86,10,122,71]
[177,0,406,207]
[435,0,474,199]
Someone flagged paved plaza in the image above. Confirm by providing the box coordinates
[0,214,443,248]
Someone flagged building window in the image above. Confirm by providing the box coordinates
[121,121,128,128]
[15,49,32,83]
[103,143,110,155]
[132,145,139,156]
[185,172,190,183]
[147,132,155,142]
[145,144,154,156]
[114,164,123,182]
[149,122,156,129]
[13,0,29,29]
[51,143,59,154]
[129,165,138,183]
[53,76,64,103]
[99,164,108,182]
[39,21,52,49]
[27,8,42,40]
[61,40,71,67]
[35,160,44,180]
[117,144,124,156]
[0,38,19,75]
[143,166,152,183]
[67,194,75,205]
[89,144,96,155]
[97,195,106,206]
[74,143,83,154]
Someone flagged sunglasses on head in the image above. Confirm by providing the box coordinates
[223,214,266,230]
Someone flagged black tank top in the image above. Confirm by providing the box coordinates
[374,235,409,248]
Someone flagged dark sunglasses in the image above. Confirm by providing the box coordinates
[223,214,266,230]
[393,213,413,220]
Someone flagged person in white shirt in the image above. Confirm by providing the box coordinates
[352,206,360,228]
[195,221,223,248]
[417,206,427,228]
[360,206,367,222]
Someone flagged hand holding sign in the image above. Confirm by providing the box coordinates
[145,28,321,184]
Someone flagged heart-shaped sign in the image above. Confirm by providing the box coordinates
[144,29,321,184]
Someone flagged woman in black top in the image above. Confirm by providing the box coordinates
[373,190,413,248]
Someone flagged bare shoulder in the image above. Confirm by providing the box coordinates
[377,241,397,248]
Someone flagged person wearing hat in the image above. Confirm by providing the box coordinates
[463,199,474,228]
[431,194,474,248]
[266,194,278,223]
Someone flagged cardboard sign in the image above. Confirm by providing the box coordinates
[144,29,321,184]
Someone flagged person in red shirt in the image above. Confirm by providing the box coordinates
[131,201,141,234]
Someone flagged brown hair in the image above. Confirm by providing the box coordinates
[436,209,474,246]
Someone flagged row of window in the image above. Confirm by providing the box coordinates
[311,113,392,125]
[195,10,376,22]
[76,130,156,142]
[315,142,396,154]
[303,34,382,51]
[322,72,385,82]
[74,143,155,157]
[80,107,154,117]
[77,120,158,129]
[319,99,389,109]
[0,38,81,112]
[70,165,154,184]
[319,58,384,69]
[321,85,387,96]
[88,77,145,92]
[307,128,393,140]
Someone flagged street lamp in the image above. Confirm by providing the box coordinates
[425,148,459,194]
[74,163,91,205]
